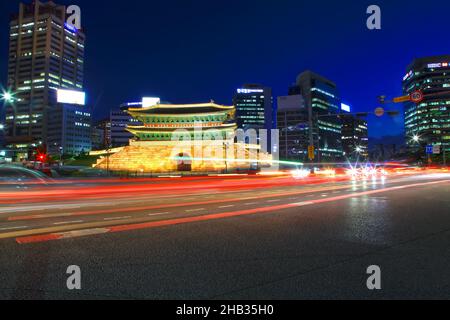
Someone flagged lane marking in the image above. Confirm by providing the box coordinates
[267,199,281,203]
[7,183,369,221]
[292,202,314,206]
[103,216,132,221]
[185,208,206,212]
[53,220,84,225]
[148,212,171,216]
[14,179,450,244]
[219,205,234,208]
[0,226,28,231]
[0,204,85,214]
[244,202,258,206]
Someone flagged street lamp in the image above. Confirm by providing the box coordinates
[1,90,15,103]
[412,135,420,143]
[223,141,229,174]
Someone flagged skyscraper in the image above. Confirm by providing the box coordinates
[289,71,343,162]
[46,90,91,156]
[277,94,308,160]
[233,84,275,152]
[5,0,85,159]
[340,106,369,161]
[403,56,450,155]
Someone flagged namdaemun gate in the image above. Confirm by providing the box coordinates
[92,100,271,173]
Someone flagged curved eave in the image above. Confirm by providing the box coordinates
[128,111,234,118]
[127,103,235,113]
[127,124,237,133]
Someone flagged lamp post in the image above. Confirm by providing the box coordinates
[1,89,17,104]
[444,146,447,167]
[59,146,64,166]
[223,141,229,174]
[106,144,111,176]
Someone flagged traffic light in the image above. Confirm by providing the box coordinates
[308,145,315,161]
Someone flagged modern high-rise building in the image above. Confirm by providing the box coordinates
[277,94,308,160]
[233,84,275,152]
[110,104,142,148]
[340,105,369,161]
[0,122,5,148]
[403,56,450,154]
[288,71,343,162]
[5,0,86,159]
[91,119,111,151]
[46,91,91,156]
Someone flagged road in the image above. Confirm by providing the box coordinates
[0,171,449,299]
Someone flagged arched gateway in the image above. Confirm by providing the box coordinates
[177,153,192,172]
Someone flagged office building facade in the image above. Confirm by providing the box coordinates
[91,119,110,151]
[5,0,85,159]
[110,104,142,148]
[403,56,450,153]
[47,101,91,155]
[341,114,369,160]
[233,84,275,152]
[277,95,309,160]
[288,71,343,162]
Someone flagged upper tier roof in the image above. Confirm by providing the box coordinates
[127,102,235,115]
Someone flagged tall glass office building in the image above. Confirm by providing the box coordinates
[403,56,450,153]
[5,0,86,159]
[289,71,343,162]
[233,84,275,153]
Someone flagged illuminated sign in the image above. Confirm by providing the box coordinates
[142,97,161,108]
[341,103,351,113]
[64,22,78,33]
[237,89,264,94]
[125,102,142,107]
[57,89,86,105]
[427,62,449,69]
[403,70,413,81]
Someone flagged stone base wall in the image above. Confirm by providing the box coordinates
[93,141,270,173]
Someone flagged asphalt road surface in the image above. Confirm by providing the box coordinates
[0,172,449,299]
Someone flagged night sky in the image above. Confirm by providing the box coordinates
[1,0,450,139]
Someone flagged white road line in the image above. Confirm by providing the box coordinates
[0,204,84,214]
[148,212,171,216]
[293,201,314,207]
[244,202,258,206]
[53,220,84,225]
[185,208,206,212]
[60,228,109,239]
[219,205,234,208]
[103,216,132,221]
[0,226,28,231]
[267,199,281,203]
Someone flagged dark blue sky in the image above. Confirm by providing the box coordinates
[1,0,449,138]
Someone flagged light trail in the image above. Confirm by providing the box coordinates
[9,178,450,244]
[6,182,373,221]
